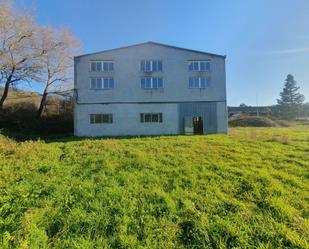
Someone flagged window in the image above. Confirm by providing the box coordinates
[90,114,113,124]
[188,77,211,89]
[90,78,114,89]
[90,61,114,72]
[188,60,210,71]
[140,113,163,123]
[141,77,163,89]
[141,60,163,72]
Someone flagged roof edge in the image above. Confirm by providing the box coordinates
[74,41,226,59]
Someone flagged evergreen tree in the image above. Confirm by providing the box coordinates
[277,74,304,119]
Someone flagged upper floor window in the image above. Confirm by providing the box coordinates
[90,77,114,89]
[141,60,162,72]
[141,77,163,89]
[90,61,114,72]
[188,60,210,71]
[140,113,163,123]
[90,114,113,124]
[188,77,211,89]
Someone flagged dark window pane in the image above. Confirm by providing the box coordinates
[146,61,151,71]
[152,61,157,72]
[193,62,199,71]
[102,114,109,123]
[145,78,151,88]
[206,62,210,71]
[152,77,158,88]
[152,114,159,122]
[189,62,193,71]
[194,78,199,88]
[145,114,151,122]
[109,63,114,71]
[94,114,101,123]
[104,78,109,88]
[109,78,114,88]
[91,62,96,71]
[158,78,163,88]
[96,62,102,71]
[200,62,206,71]
[140,113,144,123]
[158,61,162,71]
[159,113,163,123]
[103,62,108,71]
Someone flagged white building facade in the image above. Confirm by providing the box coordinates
[74,42,227,136]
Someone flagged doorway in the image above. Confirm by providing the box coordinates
[193,116,203,134]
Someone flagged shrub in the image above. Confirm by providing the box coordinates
[229,116,279,127]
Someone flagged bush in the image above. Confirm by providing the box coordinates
[229,116,279,127]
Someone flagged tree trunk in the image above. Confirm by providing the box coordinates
[0,75,12,110]
[37,84,49,119]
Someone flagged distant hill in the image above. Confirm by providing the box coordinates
[0,87,42,108]
[0,87,73,116]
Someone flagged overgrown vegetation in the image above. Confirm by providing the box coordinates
[0,126,308,248]
[0,88,73,135]
[229,116,279,127]
[228,115,293,127]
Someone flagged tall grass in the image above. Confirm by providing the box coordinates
[0,126,308,248]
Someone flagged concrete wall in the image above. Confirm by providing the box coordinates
[75,103,179,137]
[74,43,226,103]
[74,42,227,136]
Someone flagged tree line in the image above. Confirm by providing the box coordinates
[0,0,79,118]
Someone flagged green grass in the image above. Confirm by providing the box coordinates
[0,126,308,248]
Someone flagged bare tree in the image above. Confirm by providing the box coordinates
[35,26,80,118]
[0,1,41,110]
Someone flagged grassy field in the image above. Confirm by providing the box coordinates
[0,126,308,248]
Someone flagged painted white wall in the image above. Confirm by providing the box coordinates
[74,43,226,104]
[75,103,179,137]
[74,42,227,136]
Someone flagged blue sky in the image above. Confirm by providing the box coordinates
[17,0,309,106]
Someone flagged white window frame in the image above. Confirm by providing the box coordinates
[140,113,163,123]
[188,60,210,71]
[90,77,114,89]
[89,114,113,124]
[90,61,114,72]
[140,77,164,89]
[141,60,163,72]
[188,77,211,89]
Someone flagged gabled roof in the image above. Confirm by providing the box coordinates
[75,41,226,59]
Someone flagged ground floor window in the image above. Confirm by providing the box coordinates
[140,113,163,123]
[90,114,113,124]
